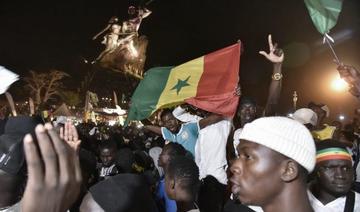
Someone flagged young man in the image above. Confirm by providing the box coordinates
[165,156,200,212]
[172,105,231,212]
[232,34,284,158]
[230,117,316,212]
[157,143,187,212]
[308,140,360,211]
[97,140,120,180]
[145,108,223,157]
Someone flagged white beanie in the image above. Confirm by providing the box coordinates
[239,116,316,172]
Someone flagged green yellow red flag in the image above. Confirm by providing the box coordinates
[126,43,241,124]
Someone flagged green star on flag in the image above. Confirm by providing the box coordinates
[171,76,191,94]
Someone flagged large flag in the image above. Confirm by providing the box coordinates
[304,0,343,35]
[0,66,19,94]
[126,43,240,124]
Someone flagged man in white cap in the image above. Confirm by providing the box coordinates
[230,117,316,212]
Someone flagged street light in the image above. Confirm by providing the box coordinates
[331,76,348,92]
[339,115,345,121]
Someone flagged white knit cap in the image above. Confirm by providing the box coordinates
[292,108,318,126]
[239,117,316,172]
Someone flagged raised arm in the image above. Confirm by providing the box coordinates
[144,125,162,135]
[173,105,201,122]
[259,34,284,116]
[199,113,223,129]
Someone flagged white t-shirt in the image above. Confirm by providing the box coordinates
[173,107,230,185]
[308,190,360,212]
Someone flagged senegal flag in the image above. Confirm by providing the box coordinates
[126,43,241,124]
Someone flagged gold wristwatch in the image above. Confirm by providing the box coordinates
[272,73,283,81]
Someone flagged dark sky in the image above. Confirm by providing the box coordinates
[1,0,359,121]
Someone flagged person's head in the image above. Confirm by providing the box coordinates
[158,143,186,169]
[128,5,137,16]
[0,116,42,207]
[308,102,329,125]
[314,140,354,198]
[161,109,180,133]
[164,156,200,202]
[238,97,257,126]
[230,117,315,207]
[80,174,157,212]
[99,140,118,167]
[292,108,318,130]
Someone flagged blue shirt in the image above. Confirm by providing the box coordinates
[161,122,200,157]
[156,178,177,212]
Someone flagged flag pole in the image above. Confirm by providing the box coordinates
[324,35,341,65]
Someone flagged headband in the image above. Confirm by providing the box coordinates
[316,147,352,163]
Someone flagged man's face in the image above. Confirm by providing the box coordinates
[100,147,116,167]
[158,147,171,168]
[230,140,282,206]
[162,113,179,134]
[316,159,354,197]
[239,103,256,124]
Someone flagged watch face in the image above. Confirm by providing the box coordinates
[273,73,282,80]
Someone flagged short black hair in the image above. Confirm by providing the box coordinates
[163,143,187,161]
[316,139,348,151]
[307,102,323,108]
[240,96,256,107]
[160,108,173,120]
[99,139,118,151]
[166,156,199,195]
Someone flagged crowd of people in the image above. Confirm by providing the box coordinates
[1,35,360,212]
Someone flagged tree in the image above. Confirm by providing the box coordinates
[60,90,81,107]
[24,70,69,109]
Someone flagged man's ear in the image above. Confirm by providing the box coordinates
[280,160,299,182]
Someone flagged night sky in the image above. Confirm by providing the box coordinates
[1,0,360,120]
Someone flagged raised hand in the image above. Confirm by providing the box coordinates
[259,34,284,64]
[60,121,81,152]
[337,64,359,83]
[21,123,82,212]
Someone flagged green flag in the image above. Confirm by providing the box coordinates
[304,0,343,35]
